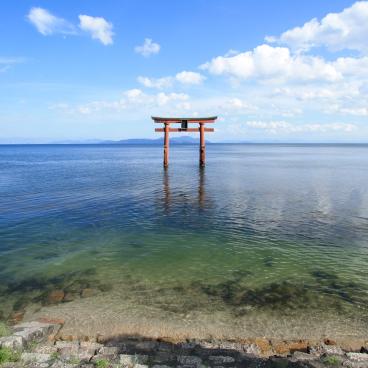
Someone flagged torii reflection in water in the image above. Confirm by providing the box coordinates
[162,168,210,214]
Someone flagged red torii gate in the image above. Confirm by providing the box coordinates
[153,116,217,167]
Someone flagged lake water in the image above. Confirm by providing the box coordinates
[0,144,367,340]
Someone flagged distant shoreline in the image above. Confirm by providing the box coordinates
[1,142,368,146]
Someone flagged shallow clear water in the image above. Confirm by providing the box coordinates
[0,144,368,340]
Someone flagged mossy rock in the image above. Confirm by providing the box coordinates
[322,355,342,366]
[95,358,109,368]
[0,322,10,338]
[0,347,20,364]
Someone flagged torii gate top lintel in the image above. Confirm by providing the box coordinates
[152,116,217,167]
[152,116,217,123]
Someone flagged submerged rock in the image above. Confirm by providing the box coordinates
[47,290,65,304]
[80,288,96,298]
[263,256,274,268]
[63,292,78,303]
[97,283,113,292]
[7,311,25,325]
[12,296,31,312]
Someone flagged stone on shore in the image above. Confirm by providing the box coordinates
[135,341,158,352]
[55,341,80,349]
[309,343,345,356]
[33,344,58,354]
[0,321,62,351]
[151,351,175,364]
[80,341,103,355]
[0,335,24,350]
[98,346,119,356]
[208,355,236,364]
[273,340,309,355]
[119,353,149,366]
[13,321,59,346]
[50,362,80,368]
[177,355,202,367]
[4,319,368,368]
[291,351,318,361]
[14,321,61,335]
[346,353,368,361]
[21,352,52,364]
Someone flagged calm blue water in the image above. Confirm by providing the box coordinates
[0,144,367,339]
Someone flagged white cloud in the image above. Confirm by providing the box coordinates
[27,8,113,45]
[244,120,356,134]
[137,76,173,89]
[156,92,188,106]
[266,1,368,53]
[134,38,160,57]
[27,7,76,35]
[333,56,368,77]
[77,100,125,114]
[0,57,26,73]
[201,44,341,82]
[74,89,146,113]
[78,106,92,115]
[124,88,143,100]
[0,57,25,64]
[137,71,205,89]
[219,98,258,113]
[338,107,368,116]
[62,89,190,115]
[78,15,114,45]
[176,102,192,110]
[175,71,205,84]
[272,82,361,101]
[325,103,368,116]
[227,98,244,109]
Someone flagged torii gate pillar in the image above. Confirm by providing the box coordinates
[199,122,205,167]
[164,122,169,168]
[153,116,217,167]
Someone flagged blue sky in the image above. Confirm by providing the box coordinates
[1,0,367,142]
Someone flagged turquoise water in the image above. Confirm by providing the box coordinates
[0,144,367,339]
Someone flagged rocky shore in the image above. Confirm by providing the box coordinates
[0,319,368,367]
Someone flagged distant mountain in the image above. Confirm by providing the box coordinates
[101,136,211,145]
